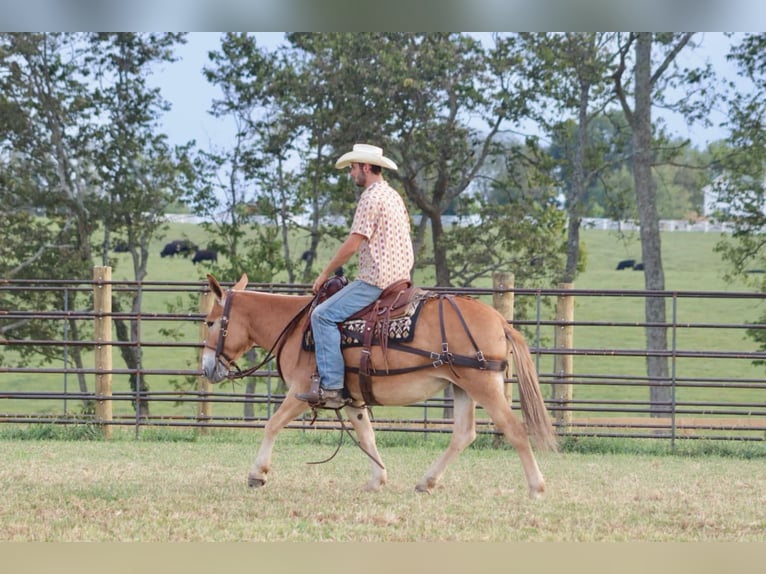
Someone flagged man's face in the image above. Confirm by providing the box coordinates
[349,162,368,187]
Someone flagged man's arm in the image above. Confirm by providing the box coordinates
[312,232,365,293]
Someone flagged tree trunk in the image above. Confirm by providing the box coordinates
[113,298,150,418]
[67,318,94,413]
[633,33,671,416]
[562,77,591,284]
[412,214,429,266]
[564,215,582,284]
[431,212,451,287]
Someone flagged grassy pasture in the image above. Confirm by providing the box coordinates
[0,431,764,542]
[565,229,764,414]
[1,224,765,426]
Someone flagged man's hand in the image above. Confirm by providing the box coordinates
[312,270,329,294]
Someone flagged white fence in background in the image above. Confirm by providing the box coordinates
[581,218,736,233]
[164,212,736,233]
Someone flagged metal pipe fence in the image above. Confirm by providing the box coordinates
[1,275,765,443]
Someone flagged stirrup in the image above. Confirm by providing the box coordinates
[295,373,322,404]
[295,374,349,409]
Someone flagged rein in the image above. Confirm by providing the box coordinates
[305,409,385,470]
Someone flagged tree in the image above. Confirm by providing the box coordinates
[711,34,766,361]
[443,186,567,289]
[509,33,620,284]
[192,33,352,287]
[185,33,292,286]
[712,34,766,288]
[612,32,703,416]
[85,32,190,417]
[0,33,193,416]
[273,33,355,284]
[0,32,99,408]
[201,33,570,291]
[449,135,567,289]
[287,33,527,287]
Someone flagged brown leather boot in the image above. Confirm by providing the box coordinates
[295,374,349,409]
[295,387,349,409]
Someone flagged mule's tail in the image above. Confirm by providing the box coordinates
[506,325,559,452]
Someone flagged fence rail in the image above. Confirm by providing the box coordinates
[1,270,765,444]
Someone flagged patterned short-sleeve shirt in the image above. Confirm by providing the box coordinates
[350,180,414,289]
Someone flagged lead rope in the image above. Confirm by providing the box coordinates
[306,408,385,470]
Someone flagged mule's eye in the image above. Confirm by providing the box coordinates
[205,320,215,328]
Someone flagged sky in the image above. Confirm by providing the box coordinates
[3,0,765,35]
[150,32,285,151]
[153,32,745,155]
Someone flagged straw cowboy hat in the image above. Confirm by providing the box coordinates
[335,143,398,171]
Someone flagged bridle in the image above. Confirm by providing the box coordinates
[204,290,307,381]
[204,291,271,380]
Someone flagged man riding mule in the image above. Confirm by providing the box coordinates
[295,143,415,409]
[200,283,557,496]
[200,143,557,497]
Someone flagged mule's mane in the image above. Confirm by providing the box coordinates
[233,289,315,380]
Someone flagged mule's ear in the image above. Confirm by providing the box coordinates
[207,274,225,304]
[232,273,248,291]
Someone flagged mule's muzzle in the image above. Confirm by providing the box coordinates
[201,352,228,383]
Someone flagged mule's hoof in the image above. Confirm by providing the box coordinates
[364,482,383,492]
[248,476,266,488]
[415,477,436,494]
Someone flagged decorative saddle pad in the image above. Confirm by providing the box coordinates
[301,293,428,351]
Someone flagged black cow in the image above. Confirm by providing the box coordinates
[113,241,130,253]
[160,239,198,258]
[616,259,635,270]
[633,262,645,271]
[160,241,180,258]
[192,249,218,264]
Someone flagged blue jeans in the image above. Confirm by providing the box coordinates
[311,279,382,390]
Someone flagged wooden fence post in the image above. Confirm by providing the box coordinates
[93,266,113,439]
[492,272,515,409]
[196,289,214,433]
[553,282,574,427]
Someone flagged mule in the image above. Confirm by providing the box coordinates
[201,273,557,498]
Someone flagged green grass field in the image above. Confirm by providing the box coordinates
[0,432,764,541]
[571,230,763,415]
[2,223,765,430]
